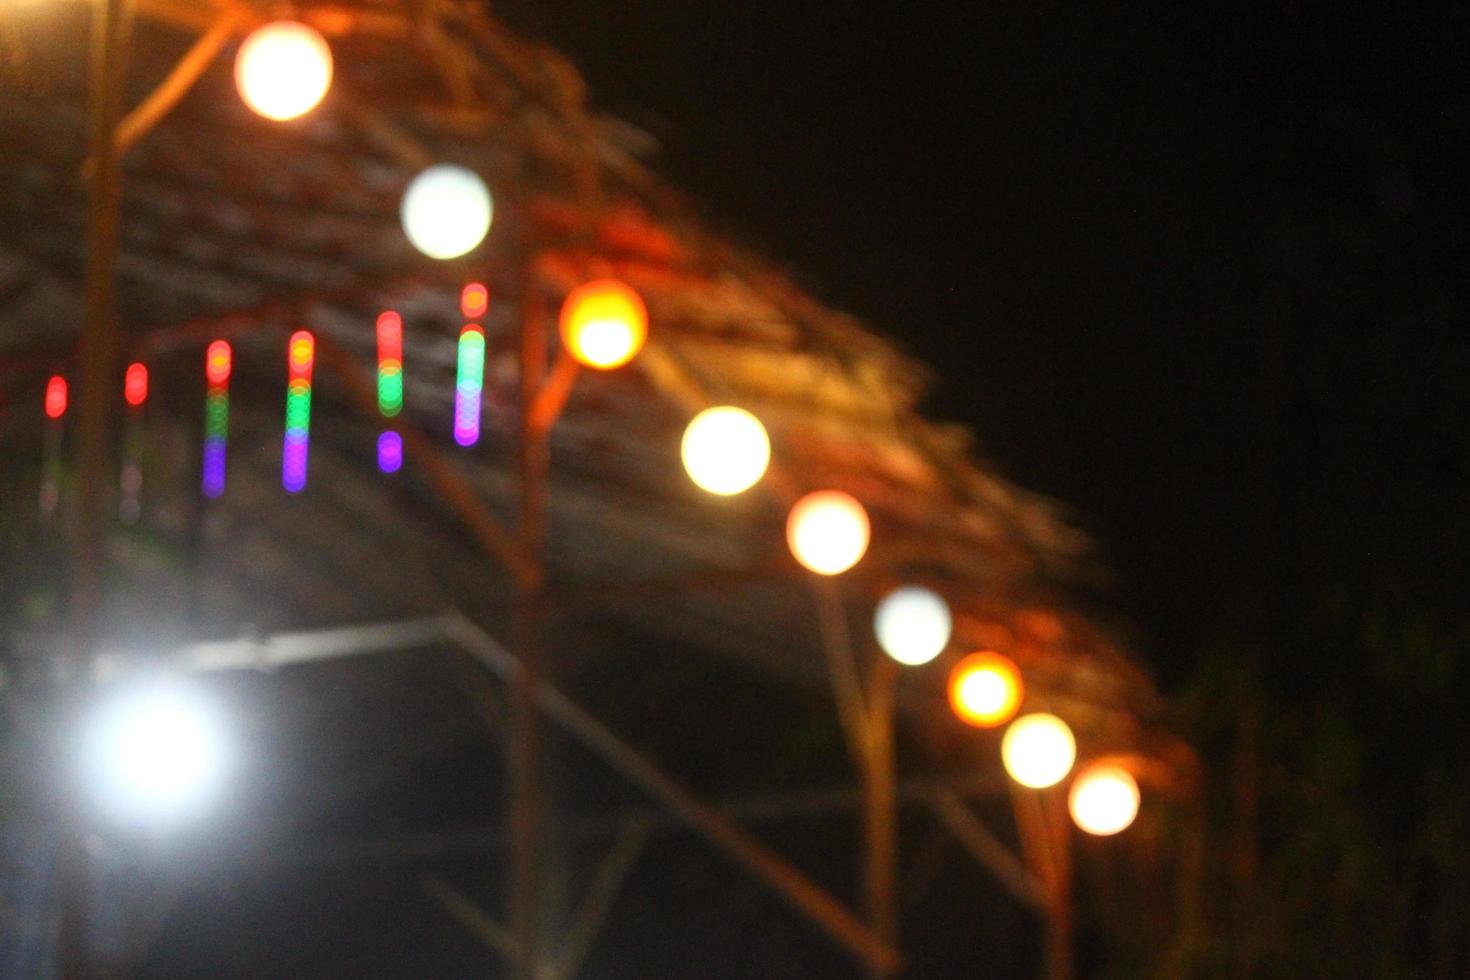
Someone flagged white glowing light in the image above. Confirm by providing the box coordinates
[786,490,870,576]
[874,586,951,666]
[1001,713,1077,789]
[1068,764,1141,836]
[86,678,227,823]
[681,406,771,496]
[400,165,494,260]
[234,21,333,122]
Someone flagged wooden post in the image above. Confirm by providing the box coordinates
[511,284,551,980]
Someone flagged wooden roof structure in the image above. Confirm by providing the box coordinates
[0,2,1192,976]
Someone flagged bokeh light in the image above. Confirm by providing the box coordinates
[681,406,770,495]
[454,325,485,447]
[401,165,493,260]
[202,341,231,499]
[948,651,1024,727]
[282,330,314,493]
[44,375,67,419]
[376,311,403,418]
[377,430,404,474]
[461,283,489,320]
[786,490,870,575]
[1001,713,1077,789]
[559,279,647,369]
[234,21,333,121]
[84,678,228,824]
[874,586,952,666]
[124,362,148,408]
[1068,764,1141,836]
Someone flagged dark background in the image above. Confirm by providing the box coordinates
[489,2,1470,973]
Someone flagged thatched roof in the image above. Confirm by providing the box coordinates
[0,1,1188,970]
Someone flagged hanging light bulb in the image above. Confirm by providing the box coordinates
[786,490,870,575]
[1001,713,1076,789]
[874,586,951,666]
[234,21,333,122]
[401,165,493,260]
[1068,764,1141,836]
[559,280,647,369]
[948,651,1024,727]
[681,406,770,496]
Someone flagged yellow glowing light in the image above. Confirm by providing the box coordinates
[948,651,1024,727]
[681,406,771,496]
[234,21,333,122]
[874,586,952,666]
[1001,713,1076,789]
[1068,764,1141,836]
[401,165,494,260]
[559,280,647,369]
[786,490,870,576]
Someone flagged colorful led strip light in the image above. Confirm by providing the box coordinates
[282,330,314,493]
[376,311,403,418]
[120,362,148,523]
[202,340,231,498]
[461,282,489,320]
[453,324,485,447]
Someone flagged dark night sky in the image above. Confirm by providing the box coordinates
[489,3,1470,690]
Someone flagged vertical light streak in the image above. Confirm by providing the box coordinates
[282,330,314,493]
[453,324,485,447]
[202,340,232,499]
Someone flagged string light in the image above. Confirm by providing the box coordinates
[680,406,770,495]
[377,431,403,474]
[282,331,314,493]
[202,341,231,499]
[1068,764,1141,836]
[559,280,647,369]
[1001,713,1076,789]
[947,651,1024,728]
[45,375,67,420]
[454,325,485,447]
[874,586,952,666]
[461,283,489,320]
[786,490,870,575]
[124,362,148,408]
[401,165,493,260]
[234,21,333,121]
[376,311,403,418]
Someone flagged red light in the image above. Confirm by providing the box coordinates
[288,330,315,382]
[206,340,232,385]
[44,375,67,419]
[376,311,403,362]
[124,362,148,407]
[461,283,488,320]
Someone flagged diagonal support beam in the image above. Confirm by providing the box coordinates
[927,788,1045,912]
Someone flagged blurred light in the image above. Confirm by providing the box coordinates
[377,430,403,474]
[948,651,1024,727]
[461,283,489,320]
[202,341,231,499]
[205,340,233,386]
[681,406,770,495]
[454,325,485,447]
[786,490,870,575]
[1001,713,1076,789]
[874,586,951,666]
[1068,764,1141,836]
[124,362,148,408]
[234,21,332,121]
[45,375,67,419]
[85,678,227,824]
[282,330,314,493]
[559,279,647,369]
[376,311,403,418]
[401,165,493,260]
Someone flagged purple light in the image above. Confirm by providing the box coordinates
[202,439,227,498]
[377,431,403,474]
[282,431,309,494]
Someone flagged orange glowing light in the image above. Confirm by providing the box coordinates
[234,21,333,121]
[559,279,647,369]
[205,340,233,385]
[461,283,489,320]
[948,652,1024,728]
[1068,764,1141,836]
